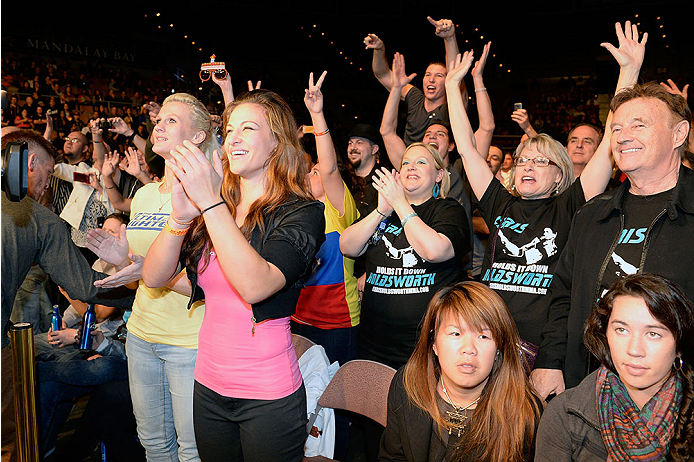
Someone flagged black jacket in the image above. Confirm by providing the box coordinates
[535,165,694,389]
[380,368,539,462]
[184,198,325,325]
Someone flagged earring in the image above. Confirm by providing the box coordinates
[555,182,561,195]
[432,183,440,198]
[674,356,683,372]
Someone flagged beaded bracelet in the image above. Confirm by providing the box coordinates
[314,128,330,137]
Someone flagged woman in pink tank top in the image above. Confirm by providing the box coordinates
[143,89,325,462]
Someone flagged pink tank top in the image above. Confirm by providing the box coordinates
[195,252,302,399]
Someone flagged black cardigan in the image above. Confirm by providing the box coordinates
[184,198,325,323]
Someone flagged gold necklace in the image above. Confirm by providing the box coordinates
[158,194,171,212]
[441,379,481,437]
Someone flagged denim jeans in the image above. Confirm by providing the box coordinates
[36,349,127,453]
[126,332,199,462]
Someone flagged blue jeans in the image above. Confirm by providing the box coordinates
[36,347,127,453]
[126,332,199,462]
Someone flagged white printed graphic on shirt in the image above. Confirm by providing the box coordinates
[611,252,638,277]
[497,227,558,265]
[382,235,419,268]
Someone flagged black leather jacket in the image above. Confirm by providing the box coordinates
[536,165,694,388]
[184,198,325,326]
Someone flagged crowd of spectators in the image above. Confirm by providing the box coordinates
[2,15,693,462]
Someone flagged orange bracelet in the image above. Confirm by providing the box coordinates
[170,214,194,226]
[164,223,189,236]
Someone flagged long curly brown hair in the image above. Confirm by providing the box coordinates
[181,90,312,273]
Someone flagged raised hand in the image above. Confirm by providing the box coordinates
[660,79,689,101]
[471,41,492,79]
[102,150,119,178]
[445,51,475,87]
[89,118,104,139]
[86,223,130,267]
[391,53,417,89]
[600,20,648,70]
[247,80,262,91]
[120,147,143,177]
[109,117,132,136]
[304,71,327,114]
[166,140,224,219]
[363,33,384,50]
[143,101,161,125]
[427,16,455,39]
[511,108,531,131]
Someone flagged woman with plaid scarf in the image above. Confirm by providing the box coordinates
[535,273,694,461]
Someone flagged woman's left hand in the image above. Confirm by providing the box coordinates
[373,167,406,210]
[166,141,225,216]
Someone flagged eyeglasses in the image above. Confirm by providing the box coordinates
[514,156,557,167]
[199,68,228,82]
[63,137,82,144]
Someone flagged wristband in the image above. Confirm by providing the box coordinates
[170,214,194,226]
[314,128,330,137]
[104,185,116,190]
[164,223,189,236]
[474,87,487,93]
[93,139,102,143]
[201,200,226,214]
[376,209,389,218]
[400,212,418,227]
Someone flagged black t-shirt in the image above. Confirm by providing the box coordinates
[599,188,672,297]
[118,171,144,204]
[352,164,380,219]
[479,178,586,346]
[359,196,470,368]
[403,86,450,146]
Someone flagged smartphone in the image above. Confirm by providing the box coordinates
[302,125,314,134]
[73,171,91,184]
[513,102,523,111]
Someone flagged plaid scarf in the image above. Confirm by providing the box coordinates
[596,365,682,461]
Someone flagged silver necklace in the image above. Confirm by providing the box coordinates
[441,379,481,437]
